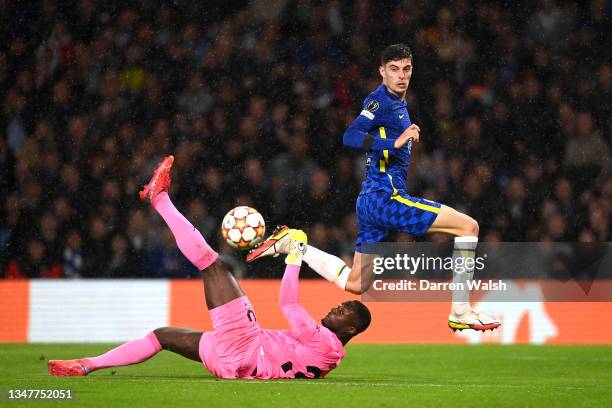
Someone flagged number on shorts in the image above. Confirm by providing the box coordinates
[281,361,322,379]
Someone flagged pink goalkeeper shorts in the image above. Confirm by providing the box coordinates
[199,296,260,379]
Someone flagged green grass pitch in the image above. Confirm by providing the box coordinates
[1,344,611,407]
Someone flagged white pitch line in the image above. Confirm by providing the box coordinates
[41,377,610,391]
[508,355,612,362]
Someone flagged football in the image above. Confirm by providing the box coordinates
[221,206,266,250]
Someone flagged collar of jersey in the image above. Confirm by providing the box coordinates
[380,84,407,105]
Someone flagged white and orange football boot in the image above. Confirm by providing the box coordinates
[448,309,501,332]
[246,225,291,262]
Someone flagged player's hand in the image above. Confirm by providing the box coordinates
[394,124,420,148]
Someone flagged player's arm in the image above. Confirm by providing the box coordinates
[394,123,420,148]
[343,102,421,150]
[278,258,319,336]
[342,113,396,151]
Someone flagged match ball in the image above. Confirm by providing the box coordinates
[221,206,266,250]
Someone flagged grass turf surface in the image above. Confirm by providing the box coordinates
[1,344,611,407]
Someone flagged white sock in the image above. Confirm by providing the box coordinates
[451,236,478,315]
[302,245,350,290]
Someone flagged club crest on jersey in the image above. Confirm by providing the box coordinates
[366,100,379,113]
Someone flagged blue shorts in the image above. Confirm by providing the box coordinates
[355,190,441,251]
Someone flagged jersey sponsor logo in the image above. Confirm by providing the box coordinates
[366,100,379,113]
[360,109,375,120]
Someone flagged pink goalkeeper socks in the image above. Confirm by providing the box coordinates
[152,192,218,270]
[83,332,162,371]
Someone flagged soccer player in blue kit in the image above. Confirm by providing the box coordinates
[250,44,500,332]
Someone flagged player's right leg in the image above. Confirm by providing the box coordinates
[49,156,234,377]
[248,226,372,294]
[139,155,247,308]
[302,250,377,295]
[247,192,387,294]
[140,155,219,276]
[141,155,262,378]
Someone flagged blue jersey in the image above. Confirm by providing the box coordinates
[343,84,413,195]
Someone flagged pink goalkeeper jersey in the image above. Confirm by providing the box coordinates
[253,265,345,379]
[199,263,345,379]
[254,305,345,379]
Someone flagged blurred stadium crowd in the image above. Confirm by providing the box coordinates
[1,0,610,278]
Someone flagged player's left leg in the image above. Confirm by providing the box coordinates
[153,327,203,361]
[426,204,479,237]
[342,191,440,294]
[48,156,250,377]
[48,327,205,376]
[426,204,501,331]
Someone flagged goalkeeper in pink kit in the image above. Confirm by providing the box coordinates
[48,156,371,380]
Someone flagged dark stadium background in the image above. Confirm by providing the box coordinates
[1,0,610,279]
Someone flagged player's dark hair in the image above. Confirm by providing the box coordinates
[350,301,371,333]
[381,44,413,65]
